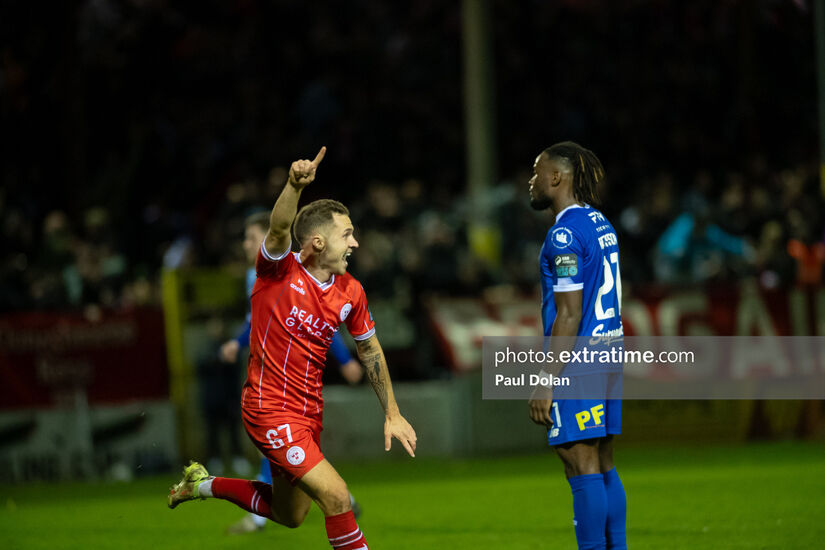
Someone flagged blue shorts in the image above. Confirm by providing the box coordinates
[546,399,622,446]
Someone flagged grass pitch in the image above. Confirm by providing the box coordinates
[2,441,823,549]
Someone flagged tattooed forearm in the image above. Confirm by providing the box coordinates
[356,336,395,414]
[366,355,388,411]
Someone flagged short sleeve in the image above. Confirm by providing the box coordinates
[255,239,293,279]
[547,225,584,293]
[344,283,376,341]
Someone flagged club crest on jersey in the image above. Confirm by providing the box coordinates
[552,227,573,248]
[340,302,353,322]
[286,446,305,466]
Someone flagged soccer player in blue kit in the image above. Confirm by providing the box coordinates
[527,142,627,549]
[219,211,364,534]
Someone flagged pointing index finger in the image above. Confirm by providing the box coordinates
[311,146,327,167]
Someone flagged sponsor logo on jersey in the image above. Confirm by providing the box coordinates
[340,302,352,322]
[290,283,306,295]
[588,210,606,223]
[286,306,334,339]
[554,253,579,277]
[588,325,624,345]
[286,446,306,466]
[597,232,618,249]
[551,227,573,248]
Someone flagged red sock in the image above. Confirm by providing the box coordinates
[325,510,368,549]
[211,477,272,519]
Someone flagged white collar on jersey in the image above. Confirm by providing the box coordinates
[555,203,589,224]
[294,252,335,290]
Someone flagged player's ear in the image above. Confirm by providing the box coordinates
[311,233,325,252]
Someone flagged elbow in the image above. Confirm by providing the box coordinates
[355,336,380,362]
[268,223,290,237]
[355,334,378,351]
[354,341,371,360]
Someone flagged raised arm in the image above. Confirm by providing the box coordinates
[355,334,417,457]
[265,146,326,255]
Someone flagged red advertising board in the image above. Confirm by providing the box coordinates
[426,283,825,372]
[0,307,168,409]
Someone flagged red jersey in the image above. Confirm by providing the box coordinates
[242,241,375,422]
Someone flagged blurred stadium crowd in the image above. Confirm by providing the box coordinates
[2,0,823,315]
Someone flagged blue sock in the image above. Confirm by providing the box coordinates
[257,457,272,484]
[603,468,627,550]
[568,473,608,550]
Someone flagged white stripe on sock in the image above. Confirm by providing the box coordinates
[332,535,363,549]
[329,527,361,542]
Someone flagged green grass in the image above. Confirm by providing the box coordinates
[2,441,824,549]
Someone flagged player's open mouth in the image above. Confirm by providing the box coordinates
[343,251,352,264]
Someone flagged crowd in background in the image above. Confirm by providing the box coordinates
[2,0,824,315]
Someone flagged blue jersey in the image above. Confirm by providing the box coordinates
[540,204,624,447]
[539,204,623,339]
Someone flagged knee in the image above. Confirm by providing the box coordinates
[559,452,601,478]
[280,513,307,529]
[563,462,595,478]
[318,483,351,516]
[275,507,309,529]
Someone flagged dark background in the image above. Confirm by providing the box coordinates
[1,0,822,311]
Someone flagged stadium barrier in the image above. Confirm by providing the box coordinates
[320,375,821,462]
[426,282,825,371]
[0,307,176,482]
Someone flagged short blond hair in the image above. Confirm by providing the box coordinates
[292,199,349,247]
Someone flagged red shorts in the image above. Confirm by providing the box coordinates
[242,408,324,483]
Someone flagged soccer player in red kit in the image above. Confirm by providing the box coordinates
[168,147,417,550]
